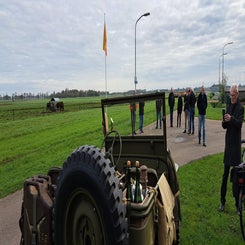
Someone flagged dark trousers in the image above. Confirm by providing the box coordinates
[221,164,239,207]
[220,164,230,205]
[189,107,195,133]
[170,107,174,126]
[177,111,182,127]
[131,110,136,134]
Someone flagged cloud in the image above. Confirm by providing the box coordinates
[0,0,245,95]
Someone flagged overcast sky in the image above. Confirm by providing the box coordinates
[1,0,245,95]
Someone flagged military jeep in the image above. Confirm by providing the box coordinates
[19,92,181,245]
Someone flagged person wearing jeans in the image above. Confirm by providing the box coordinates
[198,115,206,145]
[197,86,207,146]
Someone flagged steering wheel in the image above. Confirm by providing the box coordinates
[101,130,122,168]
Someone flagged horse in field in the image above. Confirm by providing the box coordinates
[56,101,64,111]
[46,101,64,112]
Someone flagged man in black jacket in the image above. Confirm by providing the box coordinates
[139,100,145,133]
[219,84,244,212]
[197,86,207,146]
[183,88,190,133]
[188,88,196,134]
[155,99,162,129]
[168,88,175,127]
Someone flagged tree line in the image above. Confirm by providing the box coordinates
[50,89,106,98]
[1,89,107,101]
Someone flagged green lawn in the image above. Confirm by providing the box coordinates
[0,108,101,197]
[179,153,244,244]
[0,97,157,197]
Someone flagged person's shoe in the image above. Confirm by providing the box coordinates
[198,139,201,144]
[183,130,186,133]
[203,143,206,147]
[218,203,225,212]
[155,126,158,129]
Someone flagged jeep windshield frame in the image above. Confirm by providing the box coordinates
[101,92,169,174]
[101,92,166,139]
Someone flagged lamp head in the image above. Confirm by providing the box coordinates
[143,12,150,17]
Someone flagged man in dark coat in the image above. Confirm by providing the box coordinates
[188,88,196,134]
[197,86,208,146]
[183,88,190,133]
[177,92,183,128]
[168,88,175,127]
[139,100,145,133]
[219,84,244,212]
[155,99,162,129]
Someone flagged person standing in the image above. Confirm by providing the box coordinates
[183,88,190,133]
[130,91,137,135]
[177,92,183,128]
[168,88,175,127]
[139,100,145,133]
[155,99,162,129]
[130,101,137,135]
[218,84,244,212]
[197,86,208,146]
[188,88,196,134]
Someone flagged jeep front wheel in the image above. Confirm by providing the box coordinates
[53,145,128,245]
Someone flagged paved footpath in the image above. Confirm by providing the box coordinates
[1,116,245,245]
[166,117,228,166]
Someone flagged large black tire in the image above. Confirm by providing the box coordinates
[53,145,128,245]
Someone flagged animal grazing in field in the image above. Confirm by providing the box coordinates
[46,99,64,112]
[56,101,64,111]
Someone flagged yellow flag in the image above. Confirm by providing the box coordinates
[103,21,107,56]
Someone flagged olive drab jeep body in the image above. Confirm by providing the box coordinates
[19,92,181,245]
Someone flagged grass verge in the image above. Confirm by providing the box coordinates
[178,153,244,244]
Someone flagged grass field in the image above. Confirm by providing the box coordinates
[1,96,242,243]
[0,96,159,197]
[0,96,225,198]
[0,97,101,121]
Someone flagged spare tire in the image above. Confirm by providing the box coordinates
[53,145,128,245]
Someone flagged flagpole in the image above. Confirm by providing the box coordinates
[103,13,108,99]
[105,43,107,99]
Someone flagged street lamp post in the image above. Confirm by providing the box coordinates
[219,53,227,100]
[134,12,150,94]
[219,53,227,85]
[221,41,233,103]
